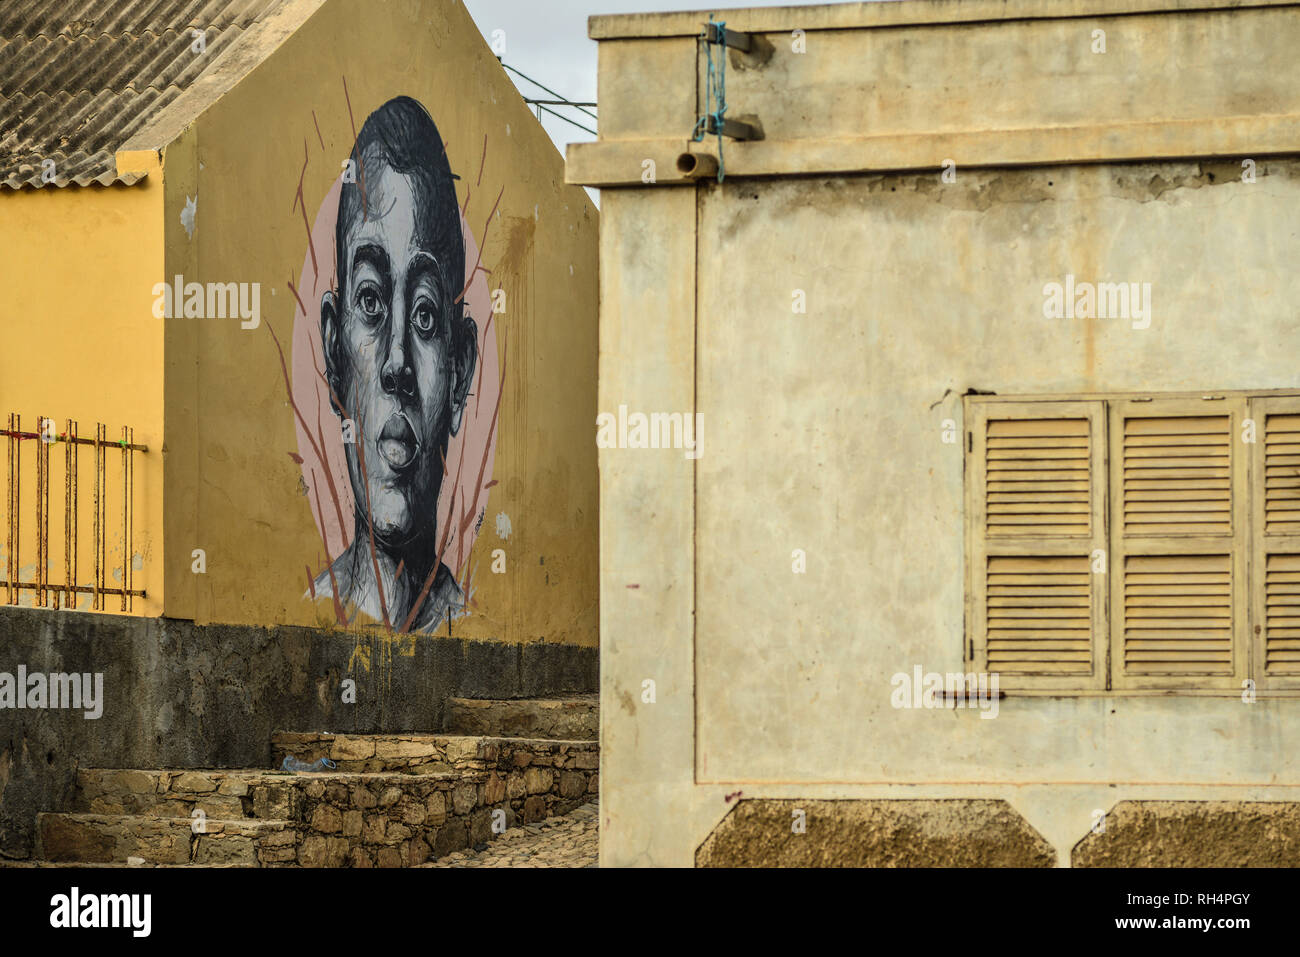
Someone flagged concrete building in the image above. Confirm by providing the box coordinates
[569,0,1300,866]
[0,0,598,862]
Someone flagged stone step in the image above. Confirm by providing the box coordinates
[28,730,600,869]
[37,813,293,866]
[0,860,257,868]
[75,768,273,819]
[445,696,599,740]
[74,767,445,820]
[71,764,596,867]
[0,861,254,868]
[271,731,600,777]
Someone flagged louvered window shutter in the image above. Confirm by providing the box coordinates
[1110,397,1247,689]
[1251,397,1300,688]
[968,401,1107,690]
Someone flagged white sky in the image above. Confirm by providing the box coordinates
[461,0,884,156]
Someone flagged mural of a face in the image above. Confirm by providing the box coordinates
[314,96,478,631]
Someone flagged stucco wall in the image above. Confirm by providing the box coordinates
[694,160,1300,785]
[1,0,597,654]
[575,0,1300,865]
[152,0,599,649]
[0,179,165,618]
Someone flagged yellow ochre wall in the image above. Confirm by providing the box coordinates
[0,178,165,619]
[158,0,598,645]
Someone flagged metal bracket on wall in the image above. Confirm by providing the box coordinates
[697,113,758,142]
[703,21,752,53]
[691,17,759,182]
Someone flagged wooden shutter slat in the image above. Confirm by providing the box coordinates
[1126,478,1229,490]
[1122,554,1233,675]
[989,419,1089,436]
[985,417,1092,538]
[1264,553,1300,675]
[1125,417,1229,435]
[1265,413,1300,536]
[985,554,1093,674]
[1121,413,1231,537]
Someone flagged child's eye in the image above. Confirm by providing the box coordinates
[356,286,384,322]
[413,304,435,336]
[411,295,441,338]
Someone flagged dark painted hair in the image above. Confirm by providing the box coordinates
[334,96,464,314]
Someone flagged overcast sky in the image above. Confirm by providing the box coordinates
[461,0,874,156]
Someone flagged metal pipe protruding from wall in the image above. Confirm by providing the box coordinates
[676,152,719,179]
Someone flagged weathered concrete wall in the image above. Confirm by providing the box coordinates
[0,604,595,859]
[692,159,1300,785]
[571,0,1300,866]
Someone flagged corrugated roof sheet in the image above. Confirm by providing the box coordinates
[0,0,283,189]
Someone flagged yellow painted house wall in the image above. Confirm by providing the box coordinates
[154,0,598,646]
[0,179,165,618]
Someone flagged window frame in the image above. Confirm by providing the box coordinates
[965,390,1299,696]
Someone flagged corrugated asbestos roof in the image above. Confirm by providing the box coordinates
[0,0,283,189]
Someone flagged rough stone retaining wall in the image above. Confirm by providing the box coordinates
[0,605,596,859]
[43,755,599,867]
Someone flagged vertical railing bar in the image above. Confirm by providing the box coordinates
[36,415,46,607]
[5,413,13,605]
[120,425,127,612]
[64,419,73,610]
[34,415,39,605]
[11,414,19,607]
[100,424,107,611]
[5,413,11,604]
[35,415,41,606]
[93,423,101,611]
[127,426,134,612]
[100,423,107,612]
[91,423,96,611]
[72,420,79,609]
[43,418,50,606]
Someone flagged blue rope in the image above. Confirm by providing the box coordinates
[691,17,727,183]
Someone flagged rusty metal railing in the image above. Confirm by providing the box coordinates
[2,414,146,611]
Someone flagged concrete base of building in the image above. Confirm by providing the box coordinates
[1072,801,1300,867]
[696,797,1300,866]
[696,799,1058,867]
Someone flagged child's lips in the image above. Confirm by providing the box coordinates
[377,413,419,470]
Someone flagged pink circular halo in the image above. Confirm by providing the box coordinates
[291,173,499,596]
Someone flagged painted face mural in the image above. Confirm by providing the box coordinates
[299,95,493,633]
